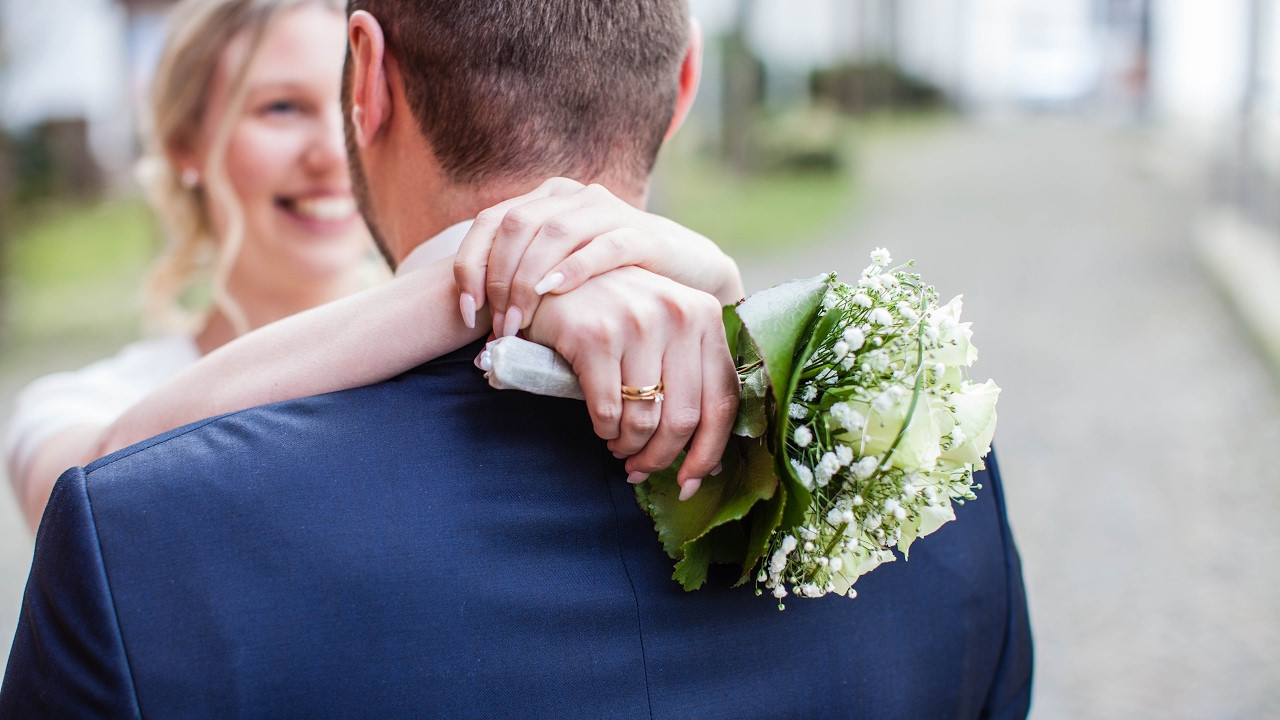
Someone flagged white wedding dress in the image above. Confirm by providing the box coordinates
[4,335,199,483]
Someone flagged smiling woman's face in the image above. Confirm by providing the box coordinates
[197,4,371,290]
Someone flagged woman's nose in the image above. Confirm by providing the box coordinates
[304,105,348,174]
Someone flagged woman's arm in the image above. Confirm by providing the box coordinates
[99,259,480,458]
[3,260,481,530]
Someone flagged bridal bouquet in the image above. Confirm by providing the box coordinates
[484,249,999,608]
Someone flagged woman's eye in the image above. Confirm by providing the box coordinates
[261,100,301,116]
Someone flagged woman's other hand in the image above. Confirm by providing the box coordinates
[524,267,739,499]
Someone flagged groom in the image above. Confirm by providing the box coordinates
[1,1,1032,718]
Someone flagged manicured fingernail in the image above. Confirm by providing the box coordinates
[679,478,702,501]
[711,463,723,476]
[492,312,505,338]
[627,471,649,485]
[612,452,627,460]
[535,272,565,295]
[476,350,493,372]
[502,306,523,338]
[459,292,477,329]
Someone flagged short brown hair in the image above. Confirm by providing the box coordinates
[347,0,689,189]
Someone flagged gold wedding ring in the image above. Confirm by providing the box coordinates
[621,381,665,402]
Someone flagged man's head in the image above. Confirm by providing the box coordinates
[342,0,700,265]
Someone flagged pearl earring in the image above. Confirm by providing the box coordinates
[180,168,200,189]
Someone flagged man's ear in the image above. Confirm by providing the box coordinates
[664,17,703,141]
[348,10,391,148]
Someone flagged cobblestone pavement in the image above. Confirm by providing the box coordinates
[738,117,1280,720]
[1,119,1278,717]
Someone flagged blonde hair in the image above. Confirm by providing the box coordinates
[138,0,345,335]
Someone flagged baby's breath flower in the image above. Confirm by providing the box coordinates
[789,403,808,420]
[852,293,874,309]
[842,326,866,350]
[835,444,854,466]
[869,307,894,327]
[870,247,892,266]
[791,459,815,490]
[852,457,879,479]
[815,453,841,487]
[829,402,864,432]
[793,426,813,448]
[833,340,851,360]
[802,384,818,402]
[872,388,899,413]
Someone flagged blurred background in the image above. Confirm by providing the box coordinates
[1,0,1279,717]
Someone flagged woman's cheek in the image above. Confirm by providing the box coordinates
[225,122,297,198]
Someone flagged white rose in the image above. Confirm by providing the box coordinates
[939,379,1000,469]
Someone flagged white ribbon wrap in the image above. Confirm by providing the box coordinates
[481,336,584,400]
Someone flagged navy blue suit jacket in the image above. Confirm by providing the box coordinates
[1,343,1031,718]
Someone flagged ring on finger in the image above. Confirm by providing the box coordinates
[621,381,664,403]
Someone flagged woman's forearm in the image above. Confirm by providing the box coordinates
[98,258,487,457]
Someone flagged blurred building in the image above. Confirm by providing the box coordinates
[0,0,1276,201]
[0,0,169,191]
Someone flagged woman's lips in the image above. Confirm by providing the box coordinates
[277,195,358,223]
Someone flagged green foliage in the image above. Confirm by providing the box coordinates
[638,276,832,590]
[651,151,855,255]
[637,437,780,591]
[3,198,155,349]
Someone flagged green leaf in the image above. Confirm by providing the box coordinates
[771,292,840,531]
[722,303,743,360]
[737,467,786,584]
[733,365,770,438]
[672,536,713,591]
[638,437,780,590]
[734,275,830,413]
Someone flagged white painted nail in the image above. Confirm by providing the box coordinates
[477,350,493,372]
[711,463,723,477]
[535,272,565,295]
[627,471,649,485]
[503,306,523,337]
[459,292,477,329]
[679,478,702,501]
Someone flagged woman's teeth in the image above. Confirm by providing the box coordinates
[289,196,356,222]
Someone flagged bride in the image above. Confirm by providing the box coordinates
[4,0,742,529]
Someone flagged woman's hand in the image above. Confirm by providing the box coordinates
[453,177,743,338]
[524,267,739,498]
